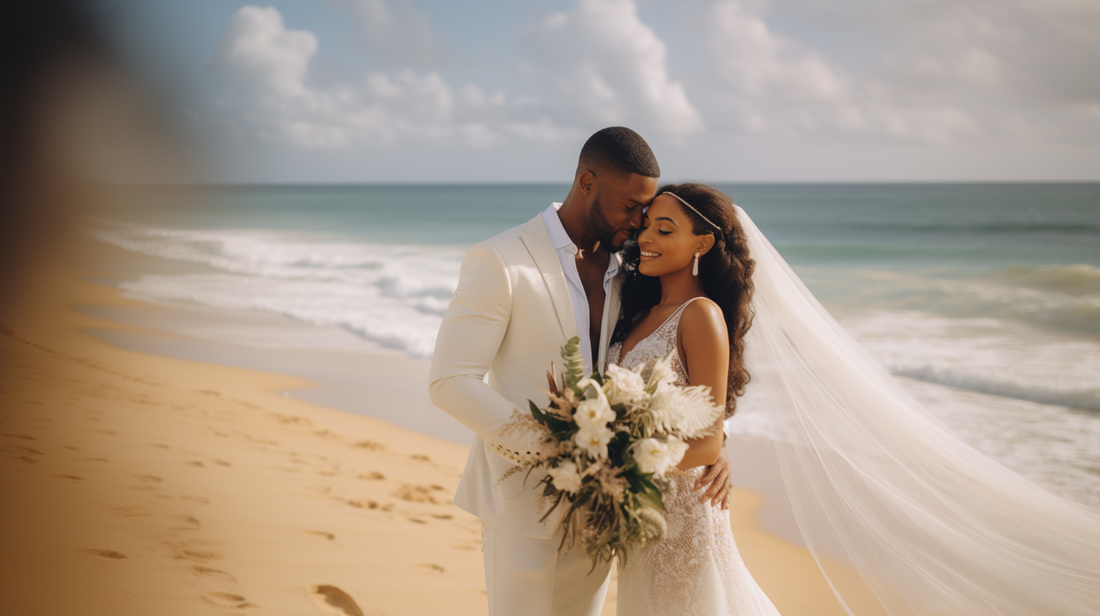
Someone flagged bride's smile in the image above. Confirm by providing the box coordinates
[637,194,713,278]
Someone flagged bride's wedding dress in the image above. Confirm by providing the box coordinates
[608,299,781,616]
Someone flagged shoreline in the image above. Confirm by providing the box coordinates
[0,233,895,615]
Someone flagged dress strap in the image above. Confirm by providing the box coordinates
[665,297,704,333]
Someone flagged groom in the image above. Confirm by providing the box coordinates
[429,127,732,616]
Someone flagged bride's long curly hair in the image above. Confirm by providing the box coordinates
[612,183,755,412]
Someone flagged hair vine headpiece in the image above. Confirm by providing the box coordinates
[663,192,722,232]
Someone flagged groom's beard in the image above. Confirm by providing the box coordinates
[589,192,626,253]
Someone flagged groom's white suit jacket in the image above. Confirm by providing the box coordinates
[429,213,622,540]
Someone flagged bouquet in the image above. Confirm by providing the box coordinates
[523,336,723,567]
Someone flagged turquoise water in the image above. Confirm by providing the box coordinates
[98,183,1100,265]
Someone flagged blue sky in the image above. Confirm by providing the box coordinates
[97,0,1100,183]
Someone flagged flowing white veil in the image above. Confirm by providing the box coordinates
[733,205,1100,615]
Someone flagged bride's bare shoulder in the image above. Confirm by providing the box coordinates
[679,297,728,348]
[683,297,725,325]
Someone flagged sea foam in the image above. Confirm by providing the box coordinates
[93,226,462,358]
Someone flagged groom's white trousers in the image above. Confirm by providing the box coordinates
[482,525,612,616]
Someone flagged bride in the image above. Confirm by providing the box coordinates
[607,183,1100,615]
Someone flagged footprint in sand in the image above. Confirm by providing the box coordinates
[193,566,238,583]
[357,471,384,481]
[393,484,441,504]
[82,549,126,559]
[185,460,205,467]
[170,515,202,531]
[309,585,377,616]
[7,445,43,455]
[303,531,335,541]
[112,505,152,518]
[181,549,222,562]
[201,592,256,610]
[352,440,385,451]
[417,563,445,573]
[274,413,312,426]
[168,540,223,562]
[51,474,85,482]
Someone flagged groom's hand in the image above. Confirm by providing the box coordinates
[696,446,731,510]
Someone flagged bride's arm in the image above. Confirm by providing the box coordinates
[675,298,729,470]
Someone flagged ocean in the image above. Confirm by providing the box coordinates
[89,183,1100,506]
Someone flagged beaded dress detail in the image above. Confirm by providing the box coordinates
[607,298,781,616]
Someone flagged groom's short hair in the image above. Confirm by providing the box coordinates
[578,127,660,180]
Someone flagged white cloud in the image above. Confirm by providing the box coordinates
[708,1,845,103]
[700,1,984,144]
[209,2,700,151]
[209,5,555,150]
[213,6,317,98]
[522,0,703,134]
[337,0,448,70]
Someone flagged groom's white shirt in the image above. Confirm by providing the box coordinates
[429,205,622,539]
[542,203,619,375]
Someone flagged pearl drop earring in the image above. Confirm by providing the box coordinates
[692,252,700,276]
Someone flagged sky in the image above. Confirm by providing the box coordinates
[97,0,1100,183]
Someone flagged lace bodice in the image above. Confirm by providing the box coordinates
[610,298,781,616]
[607,300,693,387]
[607,297,733,421]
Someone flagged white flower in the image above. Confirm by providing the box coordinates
[573,378,615,430]
[606,363,647,407]
[666,436,688,469]
[574,423,614,459]
[633,438,670,475]
[633,436,688,476]
[574,398,615,429]
[547,460,582,493]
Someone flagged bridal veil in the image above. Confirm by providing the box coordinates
[733,205,1100,615]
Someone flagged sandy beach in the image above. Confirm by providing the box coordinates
[0,235,894,616]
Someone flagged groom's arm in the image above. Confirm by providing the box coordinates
[428,241,550,466]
